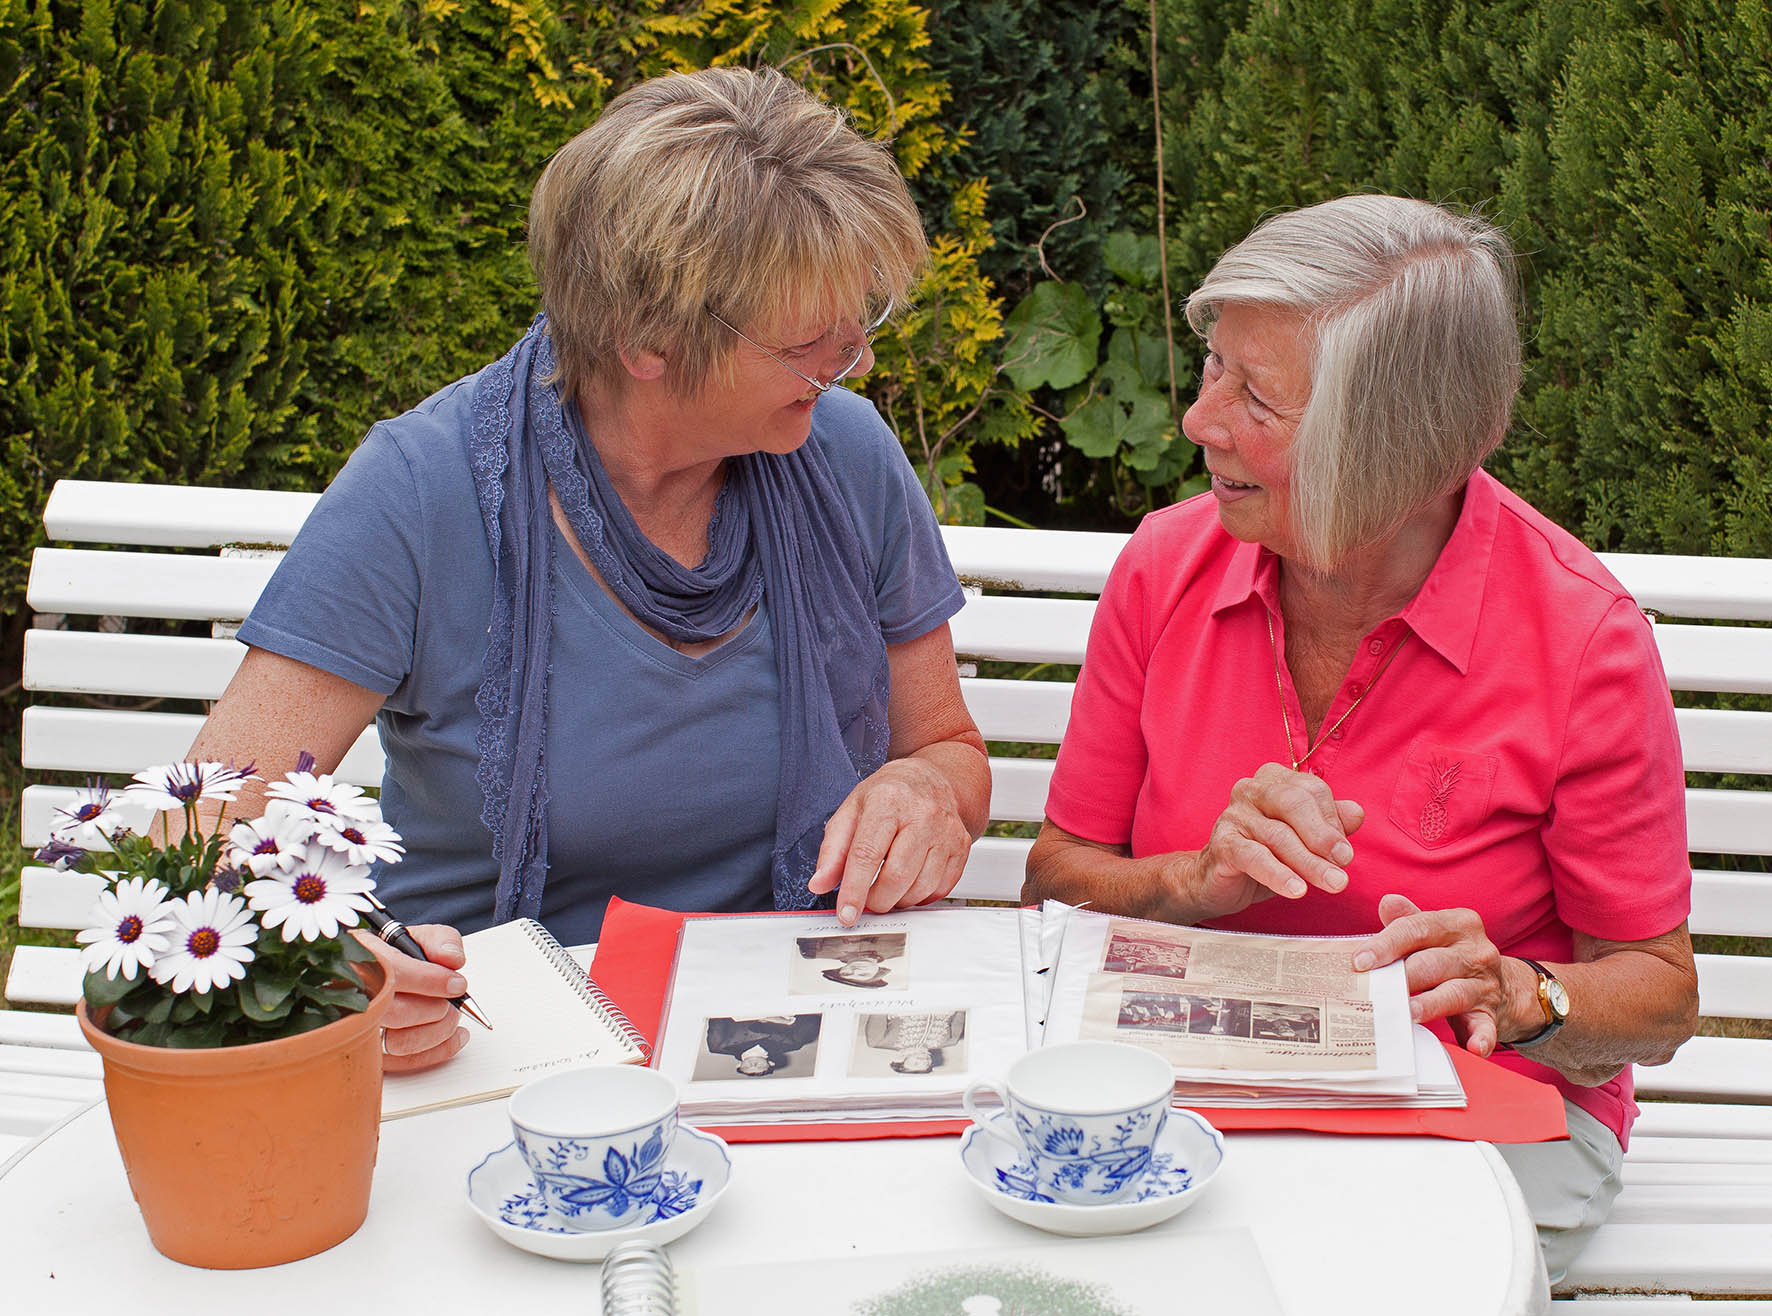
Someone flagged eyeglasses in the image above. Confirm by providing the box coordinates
[708,300,894,394]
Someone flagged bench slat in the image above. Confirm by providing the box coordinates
[1637,1036,1772,1103]
[1632,1103,1772,1140]
[19,868,105,930]
[0,1011,88,1053]
[20,706,383,785]
[1562,1221,1772,1292]
[1695,953,1772,1020]
[27,547,276,620]
[43,479,318,548]
[950,593,1091,664]
[1595,552,1772,622]
[23,628,244,699]
[3,946,82,1008]
[961,678,1074,744]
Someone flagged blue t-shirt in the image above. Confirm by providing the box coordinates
[238,380,964,942]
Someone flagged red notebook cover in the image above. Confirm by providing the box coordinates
[590,896,1568,1145]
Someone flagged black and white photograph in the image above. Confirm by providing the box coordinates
[1251,1002,1322,1045]
[1103,933,1192,979]
[848,1009,968,1078]
[693,1014,823,1080]
[790,932,908,994]
[1184,993,1253,1039]
[1116,989,1190,1033]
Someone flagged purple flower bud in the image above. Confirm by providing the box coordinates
[211,867,244,895]
[295,750,318,775]
[34,839,86,870]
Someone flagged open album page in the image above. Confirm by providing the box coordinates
[655,907,1035,1125]
[1041,906,1419,1092]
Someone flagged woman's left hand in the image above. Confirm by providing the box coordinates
[807,756,973,924]
[1351,893,1519,1057]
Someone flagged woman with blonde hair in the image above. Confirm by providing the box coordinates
[189,67,988,1072]
[1026,195,1697,1281]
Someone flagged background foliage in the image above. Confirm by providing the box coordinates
[3,0,1771,633]
[995,0,1772,547]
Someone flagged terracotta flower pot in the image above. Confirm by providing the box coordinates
[76,963,395,1269]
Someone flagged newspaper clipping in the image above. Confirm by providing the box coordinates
[1074,917,1388,1077]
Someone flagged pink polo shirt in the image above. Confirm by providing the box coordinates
[1045,471,1691,1146]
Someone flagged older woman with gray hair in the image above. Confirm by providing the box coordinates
[1025,195,1697,1279]
[188,67,988,1071]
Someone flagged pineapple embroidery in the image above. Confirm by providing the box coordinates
[1419,757,1463,842]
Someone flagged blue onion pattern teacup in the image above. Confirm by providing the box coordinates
[962,1040,1174,1205]
[508,1065,681,1231]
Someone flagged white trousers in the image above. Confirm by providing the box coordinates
[1495,1099,1624,1288]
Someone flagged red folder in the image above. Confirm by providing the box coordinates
[590,897,1568,1145]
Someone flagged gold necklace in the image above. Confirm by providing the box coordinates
[1267,610,1410,771]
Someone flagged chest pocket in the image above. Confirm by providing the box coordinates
[1388,738,1499,850]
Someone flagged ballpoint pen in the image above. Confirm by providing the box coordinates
[361,892,493,1029]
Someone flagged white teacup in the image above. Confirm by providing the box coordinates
[508,1066,680,1231]
[963,1041,1174,1205]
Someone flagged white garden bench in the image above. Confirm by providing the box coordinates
[10,477,1772,1305]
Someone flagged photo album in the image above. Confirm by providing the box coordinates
[644,901,1462,1127]
[653,907,1042,1125]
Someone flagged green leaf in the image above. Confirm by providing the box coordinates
[1000,282,1101,390]
[1059,395,1128,458]
[83,965,139,1008]
[1103,232,1161,288]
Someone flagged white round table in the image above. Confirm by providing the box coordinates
[1,1098,1546,1314]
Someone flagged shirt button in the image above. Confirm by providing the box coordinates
[1349,682,1365,697]
[1329,727,1344,740]
[1368,639,1385,655]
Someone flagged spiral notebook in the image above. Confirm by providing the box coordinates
[380,917,647,1120]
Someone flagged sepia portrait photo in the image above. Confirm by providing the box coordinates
[693,1014,823,1080]
[848,1009,968,1078]
[790,932,908,994]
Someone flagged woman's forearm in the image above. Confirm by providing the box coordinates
[1023,821,1214,924]
[1502,929,1698,1087]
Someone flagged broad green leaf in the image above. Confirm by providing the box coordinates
[1103,231,1162,288]
[1000,281,1101,390]
[1059,395,1129,458]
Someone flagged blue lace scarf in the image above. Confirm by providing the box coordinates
[468,318,890,923]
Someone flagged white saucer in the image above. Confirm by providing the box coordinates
[959,1107,1225,1237]
[466,1124,732,1262]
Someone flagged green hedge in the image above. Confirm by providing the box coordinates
[1144,0,1772,553]
[0,0,1011,626]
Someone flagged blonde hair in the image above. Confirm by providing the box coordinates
[528,67,928,399]
[1184,195,1521,569]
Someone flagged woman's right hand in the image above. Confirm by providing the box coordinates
[1181,762,1365,918]
[357,923,472,1073]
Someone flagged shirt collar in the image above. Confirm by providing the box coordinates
[1204,471,1500,675]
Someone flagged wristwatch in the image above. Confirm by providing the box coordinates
[1512,957,1571,1047]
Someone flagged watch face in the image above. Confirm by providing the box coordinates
[1545,977,1572,1019]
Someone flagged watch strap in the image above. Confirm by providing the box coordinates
[1511,957,1565,1048]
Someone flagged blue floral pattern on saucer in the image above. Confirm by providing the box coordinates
[467,1125,732,1263]
[959,1108,1225,1238]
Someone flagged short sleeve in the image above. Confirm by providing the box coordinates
[1542,596,1692,939]
[235,425,425,695]
[1043,527,1156,845]
[817,389,965,645]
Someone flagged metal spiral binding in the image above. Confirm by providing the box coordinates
[599,1239,677,1315]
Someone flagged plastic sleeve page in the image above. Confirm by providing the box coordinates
[654,907,1029,1112]
[1041,908,1418,1089]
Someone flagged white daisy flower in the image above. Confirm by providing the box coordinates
[225,817,302,876]
[264,771,379,824]
[309,813,405,867]
[125,761,256,814]
[75,877,177,981]
[245,848,376,943]
[150,889,259,994]
[51,783,129,851]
